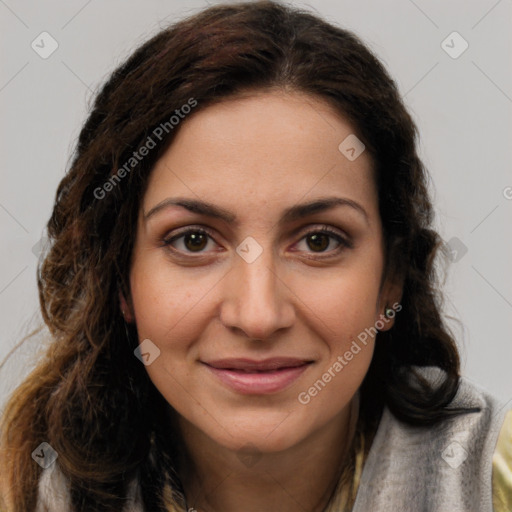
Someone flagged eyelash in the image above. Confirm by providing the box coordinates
[162,225,352,258]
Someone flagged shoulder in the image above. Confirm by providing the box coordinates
[352,368,509,512]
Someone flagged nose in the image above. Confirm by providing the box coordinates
[219,247,295,341]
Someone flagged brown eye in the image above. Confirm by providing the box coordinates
[306,233,330,252]
[163,228,215,253]
[182,232,208,252]
[295,226,352,256]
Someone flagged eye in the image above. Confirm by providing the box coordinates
[163,227,217,254]
[162,225,352,257]
[293,225,352,256]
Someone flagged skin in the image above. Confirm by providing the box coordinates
[124,89,402,512]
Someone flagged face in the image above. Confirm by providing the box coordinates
[127,89,399,454]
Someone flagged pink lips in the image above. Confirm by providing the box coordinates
[202,358,313,394]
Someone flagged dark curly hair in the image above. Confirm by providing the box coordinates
[0,1,471,510]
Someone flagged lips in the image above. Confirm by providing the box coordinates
[203,357,312,372]
[202,358,313,394]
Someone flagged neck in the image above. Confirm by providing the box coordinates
[172,396,359,512]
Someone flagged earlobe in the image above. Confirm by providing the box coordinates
[377,276,404,331]
[377,304,398,331]
[119,291,135,323]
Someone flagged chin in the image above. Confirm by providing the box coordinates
[204,410,311,453]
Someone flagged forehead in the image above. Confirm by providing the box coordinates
[143,90,377,221]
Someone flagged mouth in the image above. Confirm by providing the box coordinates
[203,357,313,372]
[201,358,314,394]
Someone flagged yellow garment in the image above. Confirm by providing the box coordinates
[492,409,512,512]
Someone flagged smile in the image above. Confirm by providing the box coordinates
[201,359,313,395]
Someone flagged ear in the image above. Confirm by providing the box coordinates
[119,291,135,323]
[376,273,404,332]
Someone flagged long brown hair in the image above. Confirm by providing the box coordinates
[0,1,470,510]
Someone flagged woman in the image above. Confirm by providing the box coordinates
[0,1,510,511]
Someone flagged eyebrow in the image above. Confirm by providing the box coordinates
[144,196,369,226]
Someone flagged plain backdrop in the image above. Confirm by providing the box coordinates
[1,0,511,412]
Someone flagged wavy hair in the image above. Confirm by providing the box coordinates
[0,1,470,510]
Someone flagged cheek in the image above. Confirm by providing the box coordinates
[128,267,205,406]
[300,343,373,427]
[128,263,217,388]
[129,260,203,339]
[296,257,381,387]
[298,287,377,417]
[298,263,383,335]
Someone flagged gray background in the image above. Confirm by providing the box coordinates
[1,0,511,411]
